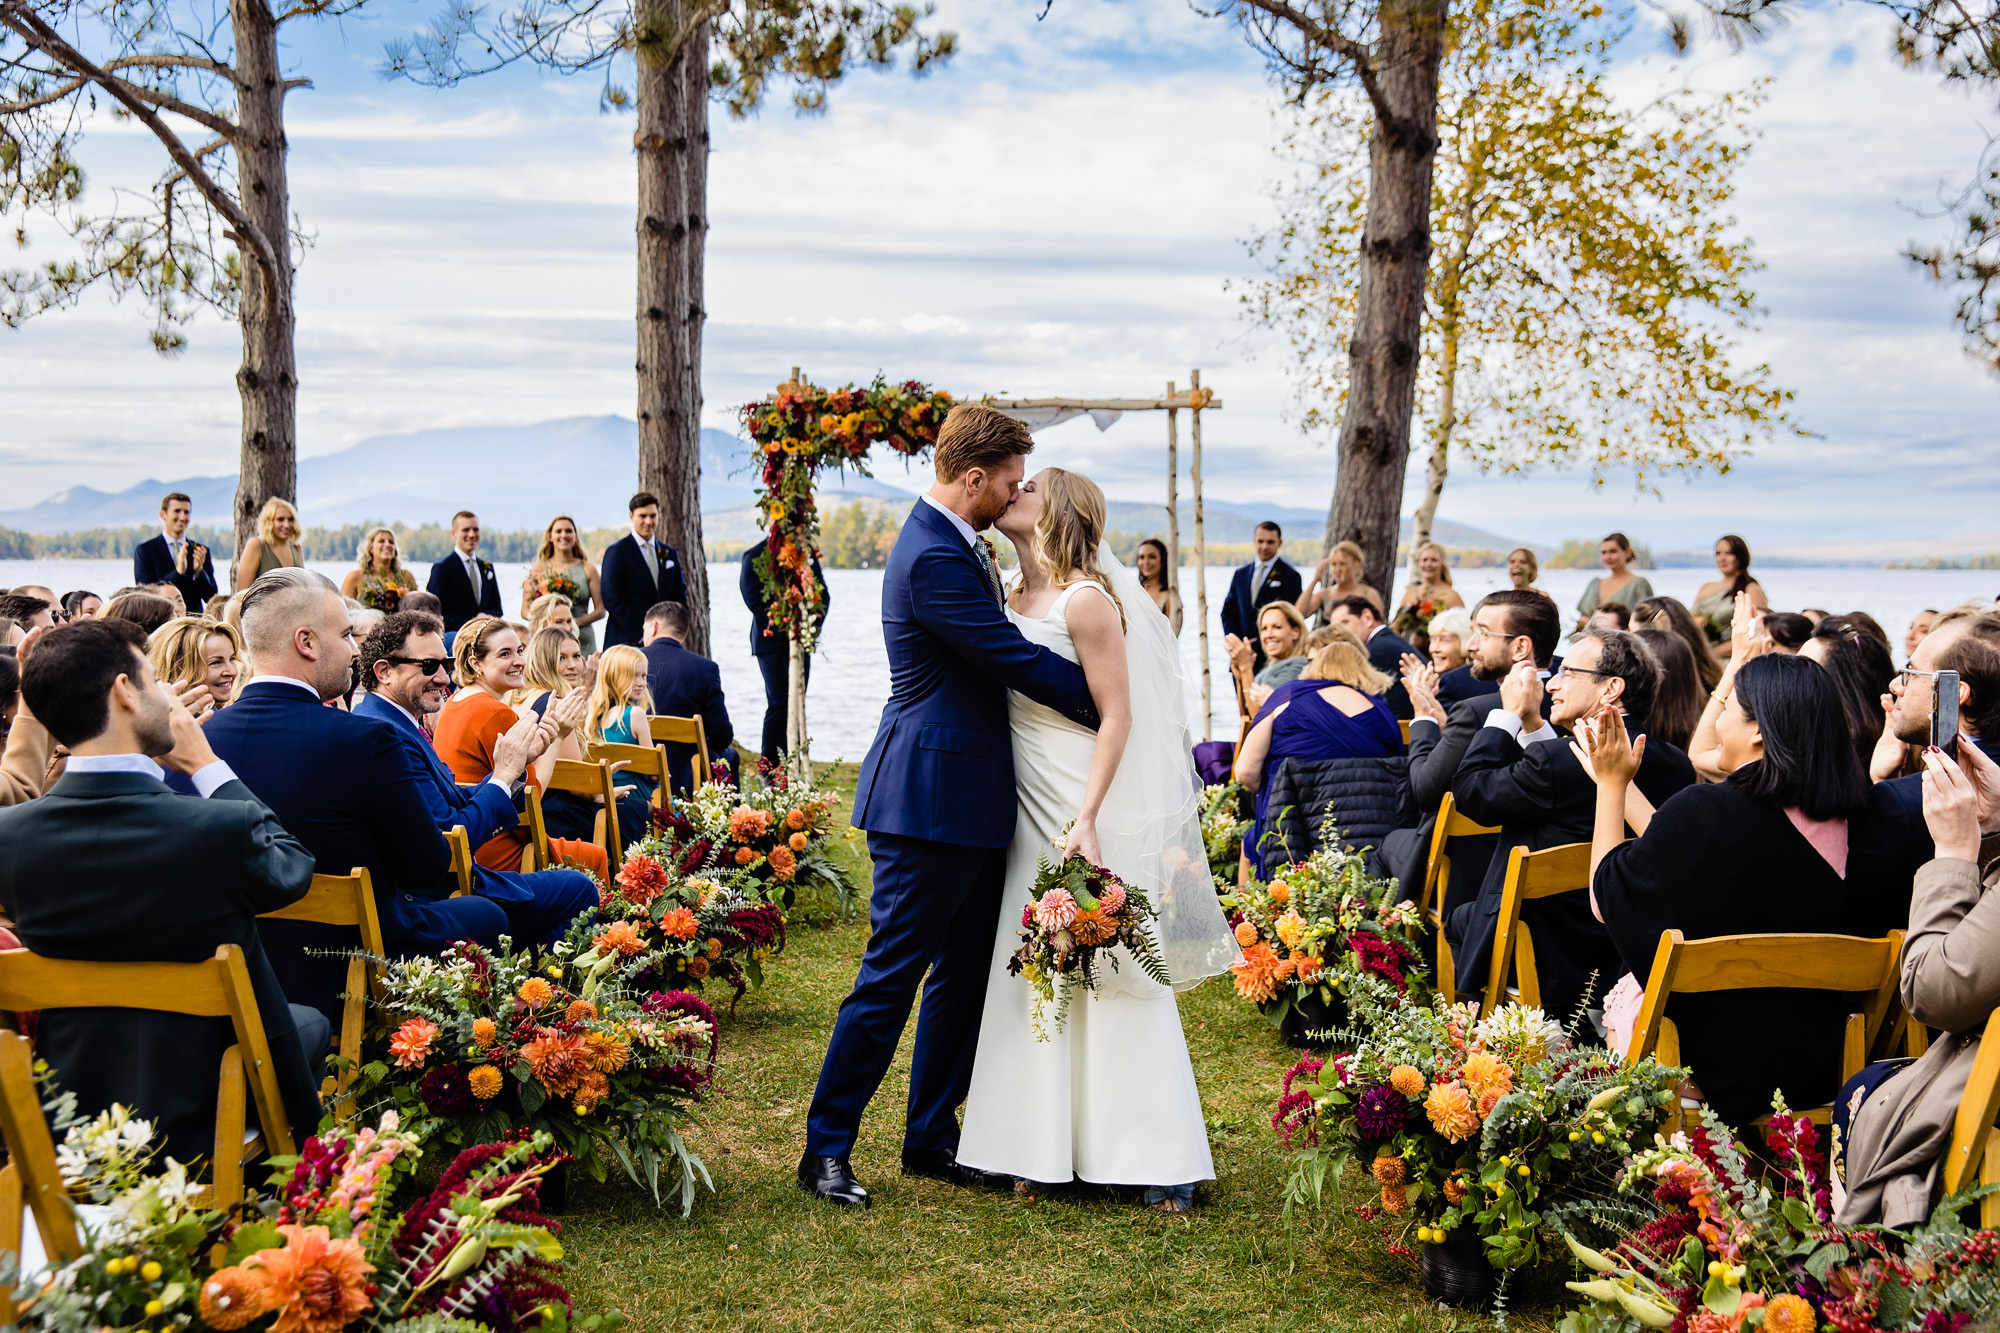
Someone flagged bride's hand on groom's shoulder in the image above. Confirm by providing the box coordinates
[1062,817,1103,866]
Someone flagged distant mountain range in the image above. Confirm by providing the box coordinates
[0,414,1533,554]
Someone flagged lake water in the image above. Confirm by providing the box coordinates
[9,559,1997,760]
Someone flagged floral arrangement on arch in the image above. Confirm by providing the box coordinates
[1223,838,1427,1040]
[348,924,718,1215]
[738,375,954,652]
[648,774,858,921]
[1273,989,1684,1276]
[1558,1102,2000,1333]
[10,1081,621,1333]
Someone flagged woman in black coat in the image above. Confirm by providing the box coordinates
[1577,654,1898,1129]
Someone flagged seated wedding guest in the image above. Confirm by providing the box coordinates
[1447,627,1696,1025]
[149,582,188,618]
[100,590,177,635]
[1584,654,1905,1129]
[584,644,659,806]
[1227,600,1310,708]
[1762,611,1814,654]
[1427,606,1472,673]
[601,493,686,649]
[1222,522,1302,671]
[1234,630,1405,879]
[1326,594,1418,719]
[642,601,737,792]
[234,497,305,593]
[348,605,385,645]
[399,589,443,619]
[1133,537,1182,634]
[0,617,323,1165]
[0,628,54,806]
[341,527,418,612]
[203,594,230,619]
[518,625,645,838]
[1298,539,1382,621]
[1374,589,1562,903]
[352,610,599,951]
[133,491,219,611]
[148,616,245,715]
[1588,602,1632,632]
[433,615,609,877]
[1803,617,1896,770]
[741,536,828,767]
[1905,609,1938,665]
[1635,595,1724,691]
[1635,627,1705,751]
[1691,533,1768,659]
[427,511,503,632]
[526,592,579,642]
[60,590,101,621]
[1572,533,1653,638]
[1507,547,1544,596]
[523,515,605,653]
[0,595,54,649]
[521,624,590,707]
[1834,742,2000,1225]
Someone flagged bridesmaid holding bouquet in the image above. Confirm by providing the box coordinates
[523,515,605,653]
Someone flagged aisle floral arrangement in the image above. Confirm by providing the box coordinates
[1275,989,1683,1276]
[647,773,857,921]
[351,924,718,1214]
[1224,840,1427,1044]
[589,849,784,1005]
[1558,1104,2000,1333]
[10,1083,620,1333]
[1008,848,1169,1040]
[1199,783,1250,894]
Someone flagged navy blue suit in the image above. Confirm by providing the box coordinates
[202,681,512,1019]
[807,501,1100,1160]
[351,691,598,945]
[741,540,826,765]
[600,534,686,649]
[133,533,219,609]
[642,638,735,793]
[1221,557,1303,670]
[426,551,503,631]
[1435,663,1485,706]
[1366,624,1422,719]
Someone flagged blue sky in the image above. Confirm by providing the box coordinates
[2,0,1996,552]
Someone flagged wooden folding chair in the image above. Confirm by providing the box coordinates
[0,1029,82,1292]
[1414,793,1499,1005]
[259,869,386,1120]
[1940,1009,2000,1227]
[0,945,295,1211]
[447,825,474,897]
[1398,719,1412,747]
[1624,929,1904,1129]
[1478,841,1594,1016]
[583,740,670,814]
[649,715,712,794]
[526,759,623,875]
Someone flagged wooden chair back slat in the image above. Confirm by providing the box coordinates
[649,715,712,790]
[529,760,623,875]
[1941,1009,2000,1203]
[1480,840,1593,1016]
[0,1031,80,1266]
[583,742,668,810]
[259,870,384,1120]
[1417,793,1499,1006]
[1399,720,1412,747]
[447,825,475,897]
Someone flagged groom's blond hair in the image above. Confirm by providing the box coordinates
[934,403,1034,482]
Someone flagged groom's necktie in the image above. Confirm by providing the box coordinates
[975,537,1005,606]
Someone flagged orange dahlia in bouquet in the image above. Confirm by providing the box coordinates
[1008,840,1168,1040]
[648,775,857,920]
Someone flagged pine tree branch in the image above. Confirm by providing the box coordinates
[0,53,233,113]
[1234,0,1393,121]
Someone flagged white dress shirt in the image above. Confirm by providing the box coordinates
[65,751,238,798]
[920,493,982,550]
[162,527,185,564]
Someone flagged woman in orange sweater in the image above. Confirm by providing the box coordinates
[433,616,608,880]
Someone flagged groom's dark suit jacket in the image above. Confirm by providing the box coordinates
[852,500,1100,849]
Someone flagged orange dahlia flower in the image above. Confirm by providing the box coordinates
[734,847,757,866]
[199,1267,270,1330]
[1232,920,1260,948]
[592,921,646,958]
[789,831,809,852]
[388,1018,437,1070]
[584,1030,632,1073]
[468,1065,504,1100]
[1424,1081,1480,1142]
[729,807,773,842]
[523,1031,589,1096]
[1760,1295,1813,1333]
[616,854,668,908]
[687,955,711,980]
[566,999,598,1024]
[470,1017,498,1049]
[658,906,699,940]
[1389,1065,1426,1099]
[517,977,554,1006]
[1231,943,1287,1004]
[1069,909,1118,947]
[1267,881,1291,905]
[1460,1050,1515,1101]
[242,1225,373,1333]
[769,846,797,881]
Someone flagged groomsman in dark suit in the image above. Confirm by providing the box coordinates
[1220,522,1302,671]
[132,491,219,610]
[425,511,503,632]
[600,492,686,648]
[739,537,827,766]
[642,600,736,792]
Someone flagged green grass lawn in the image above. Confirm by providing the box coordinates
[557,762,1550,1332]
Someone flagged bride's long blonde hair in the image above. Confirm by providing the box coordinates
[1033,468,1126,632]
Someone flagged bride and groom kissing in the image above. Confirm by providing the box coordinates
[799,403,1240,1213]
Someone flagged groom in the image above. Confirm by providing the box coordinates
[801,404,1101,1208]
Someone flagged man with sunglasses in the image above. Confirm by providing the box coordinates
[1447,626,1696,1028]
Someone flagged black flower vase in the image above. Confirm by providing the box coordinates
[539,1161,571,1214]
[1420,1227,1498,1308]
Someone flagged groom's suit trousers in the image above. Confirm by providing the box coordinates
[806,833,1009,1158]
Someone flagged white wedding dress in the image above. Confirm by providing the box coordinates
[956,574,1236,1189]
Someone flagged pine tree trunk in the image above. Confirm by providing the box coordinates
[1322,0,1448,598]
[634,0,708,650]
[678,15,711,654]
[229,0,296,566]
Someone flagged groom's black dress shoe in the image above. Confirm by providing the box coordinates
[798,1153,871,1208]
[901,1147,1012,1192]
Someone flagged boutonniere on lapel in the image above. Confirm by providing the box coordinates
[980,536,999,566]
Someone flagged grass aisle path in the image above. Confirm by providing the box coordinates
[560,763,1530,1332]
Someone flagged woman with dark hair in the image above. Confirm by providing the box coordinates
[1579,654,1907,1128]
[1634,595,1724,692]
[1803,619,1897,769]
[1635,628,1704,751]
[1133,537,1182,634]
[1691,533,1768,656]
[59,590,101,621]
[98,591,177,635]
[1761,611,1814,654]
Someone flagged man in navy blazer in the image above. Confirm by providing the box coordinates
[1327,594,1420,719]
[600,492,687,648]
[641,601,736,792]
[740,538,826,766]
[132,491,218,610]
[425,511,504,631]
[802,404,1100,1209]
[1220,522,1302,672]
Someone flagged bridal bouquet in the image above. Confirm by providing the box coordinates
[1007,846,1170,1040]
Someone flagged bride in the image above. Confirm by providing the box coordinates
[956,467,1239,1211]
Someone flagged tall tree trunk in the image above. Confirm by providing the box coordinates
[634,0,707,649]
[1323,0,1448,599]
[229,0,296,566]
[678,14,711,654]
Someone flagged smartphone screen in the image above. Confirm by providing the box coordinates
[1933,669,1961,758]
